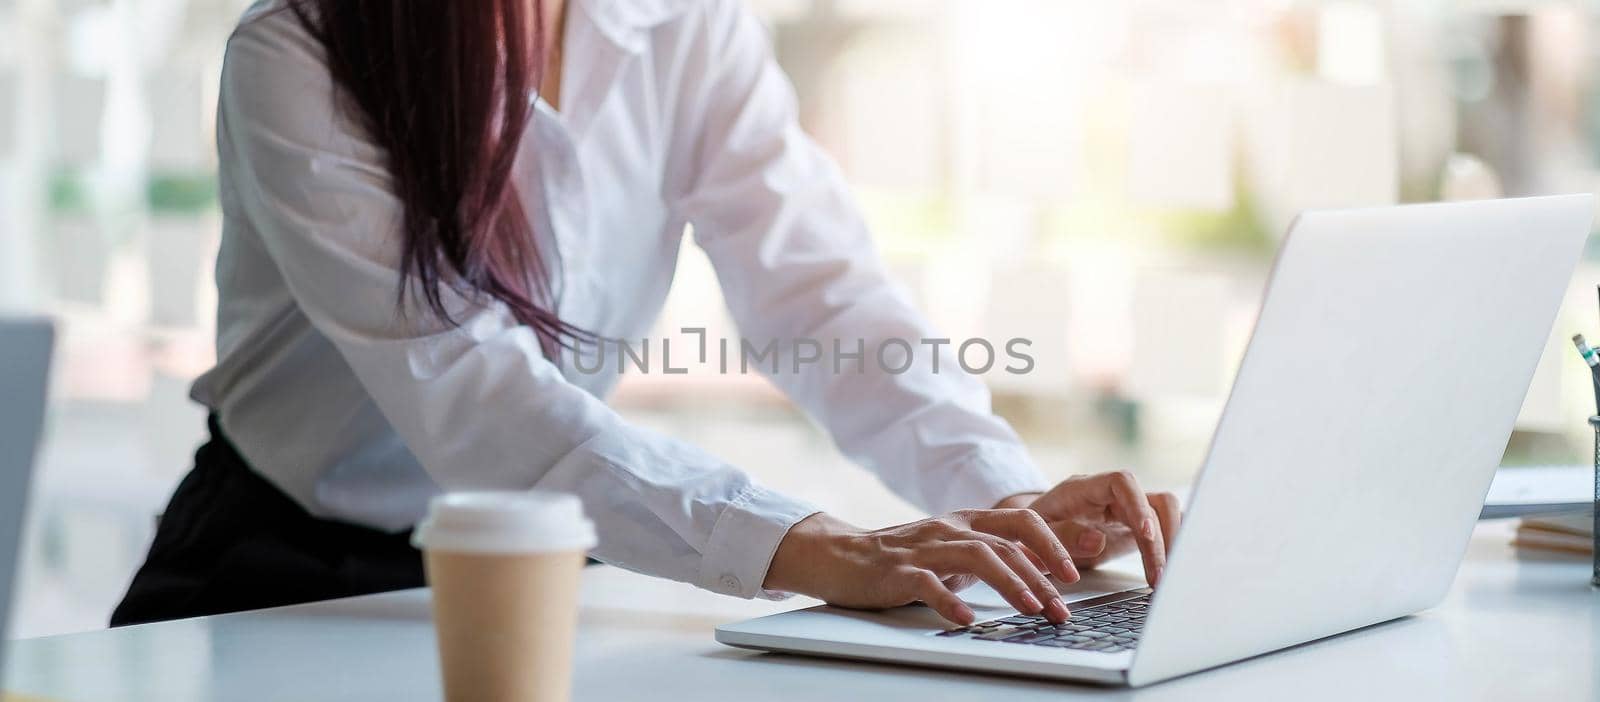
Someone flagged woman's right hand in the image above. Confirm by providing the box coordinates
[762,510,1080,626]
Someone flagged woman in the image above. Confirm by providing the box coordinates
[113,0,1180,627]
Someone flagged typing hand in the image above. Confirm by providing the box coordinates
[995,472,1182,587]
[763,509,1081,626]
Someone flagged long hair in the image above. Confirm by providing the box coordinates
[289,0,587,356]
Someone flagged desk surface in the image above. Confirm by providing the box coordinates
[5,522,1596,701]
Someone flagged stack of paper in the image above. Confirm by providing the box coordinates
[1481,465,1593,519]
[1514,512,1594,556]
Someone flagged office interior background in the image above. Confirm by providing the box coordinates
[2,0,1599,638]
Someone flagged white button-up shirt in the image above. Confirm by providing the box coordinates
[199,0,1047,599]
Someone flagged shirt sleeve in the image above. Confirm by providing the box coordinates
[217,10,817,599]
[667,0,1049,515]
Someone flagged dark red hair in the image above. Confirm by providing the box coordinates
[290,0,587,355]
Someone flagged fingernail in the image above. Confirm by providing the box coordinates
[955,604,975,625]
[1047,597,1071,622]
[1021,591,1042,613]
[1060,558,1080,580]
[1154,565,1164,586]
[1141,518,1156,540]
[1078,530,1101,551]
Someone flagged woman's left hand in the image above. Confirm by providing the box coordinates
[995,471,1182,587]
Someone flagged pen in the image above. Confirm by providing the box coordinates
[1573,334,1600,414]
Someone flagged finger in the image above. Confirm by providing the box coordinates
[1019,544,1047,572]
[1050,520,1108,560]
[968,509,1080,583]
[1148,492,1182,553]
[974,534,1071,623]
[966,508,1081,585]
[1098,471,1167,586]
[1075,525,1139,569]
[917,540,1043,617]
[906,569,974,625]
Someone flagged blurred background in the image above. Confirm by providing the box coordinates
[4,0,1600,637]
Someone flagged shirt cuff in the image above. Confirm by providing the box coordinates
[923,444,1050,515]
[697,482,821,600]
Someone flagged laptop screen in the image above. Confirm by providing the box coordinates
[0,319,54,684]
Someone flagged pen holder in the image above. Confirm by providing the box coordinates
[1590,417,1600,587]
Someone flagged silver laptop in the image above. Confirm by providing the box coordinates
[717,195,1595,686]
[0,319,53,682]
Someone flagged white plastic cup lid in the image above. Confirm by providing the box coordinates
[412,491,597,554]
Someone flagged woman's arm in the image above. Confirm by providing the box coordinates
[666,0,1046,516]
[664,1,1182,590]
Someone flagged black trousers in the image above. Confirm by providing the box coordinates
[111,416,424,626]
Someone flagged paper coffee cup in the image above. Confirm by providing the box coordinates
[414,492,597,702]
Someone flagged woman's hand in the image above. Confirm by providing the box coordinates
[763,509,1081,626]
[995,471,1182,586]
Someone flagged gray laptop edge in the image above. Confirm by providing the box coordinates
[0,318,54,683]
[716,195,1596,687]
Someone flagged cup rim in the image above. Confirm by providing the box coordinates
[412,490,597,554]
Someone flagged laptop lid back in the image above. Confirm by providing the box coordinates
[1128,196,1594,686]
[0,319,53,682]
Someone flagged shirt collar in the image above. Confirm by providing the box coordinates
[575,0,695,54]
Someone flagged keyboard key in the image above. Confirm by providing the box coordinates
[949,593,1152,652]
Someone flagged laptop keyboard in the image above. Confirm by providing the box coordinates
[934,589,1152,653]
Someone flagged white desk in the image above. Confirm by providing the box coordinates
[5,522,1596,701]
